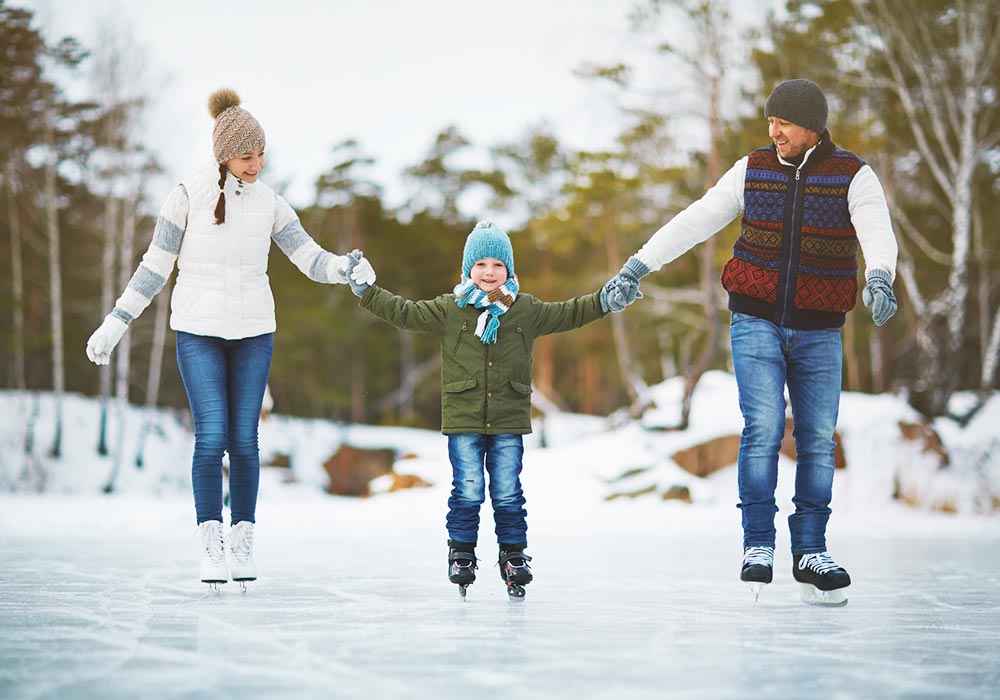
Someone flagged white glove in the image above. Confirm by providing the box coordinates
[329,255,351,283]
[86,315,128,365]
[350,256,376,287]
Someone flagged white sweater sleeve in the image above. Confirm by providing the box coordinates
[848,164,898,281]
[270,194,350,283]
[634,157,747,273]
[110,185,188,325]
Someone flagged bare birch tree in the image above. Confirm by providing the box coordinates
[44,115,65,458]
[849,0,1000,418]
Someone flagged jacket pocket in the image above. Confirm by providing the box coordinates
[444,378,478,393]
[509,379,532,395]
[453,321,468,353]
[516,323,529,353]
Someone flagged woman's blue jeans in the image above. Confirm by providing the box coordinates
[446,433,527,545]
[176,331,273,525]
[730,312,842,555]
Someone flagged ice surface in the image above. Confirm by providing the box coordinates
[1,497,998,700]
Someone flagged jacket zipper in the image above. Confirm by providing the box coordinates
[779,167,803,327]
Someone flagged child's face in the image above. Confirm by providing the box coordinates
[470,258,508,292]
[226,146,266,183]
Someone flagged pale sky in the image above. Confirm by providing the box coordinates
[23,0,650,216]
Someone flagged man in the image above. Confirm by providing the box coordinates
[601,79,898,606]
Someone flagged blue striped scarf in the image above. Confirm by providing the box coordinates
[453,276,520,344]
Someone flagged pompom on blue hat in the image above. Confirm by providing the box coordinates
[462,221,515,280]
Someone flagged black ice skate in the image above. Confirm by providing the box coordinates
[448,541,478,598]
[498,546,533,599]
[793,552,851,607]
[740,546,774,602]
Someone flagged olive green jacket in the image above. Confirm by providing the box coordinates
[360,285,606,435]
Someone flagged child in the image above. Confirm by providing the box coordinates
[85,88,374,590]
[346,221,609,598]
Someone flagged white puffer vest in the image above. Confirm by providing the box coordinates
[171,168,278,339]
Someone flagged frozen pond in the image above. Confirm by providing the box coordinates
[2,499,998,699]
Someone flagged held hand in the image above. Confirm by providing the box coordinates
[346,249,376,297]
[862,269,897,326]
[85,315,128,365]
[600,256,650,313]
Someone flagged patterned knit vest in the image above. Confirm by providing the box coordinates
[720,142,865,329]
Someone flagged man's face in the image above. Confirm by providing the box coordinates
[767,117,820,160]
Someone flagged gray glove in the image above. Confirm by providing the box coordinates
[600,256,650,313]
[862,268,897,326]
[346,249,376,297]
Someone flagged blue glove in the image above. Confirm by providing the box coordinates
[346,249,376,297]
[862,268,897,326]
[600,256,650,313]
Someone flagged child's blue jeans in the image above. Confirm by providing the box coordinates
[446,433,527,545]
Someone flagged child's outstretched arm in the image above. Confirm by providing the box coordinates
[530,288,607,337]
[347,256,448,337]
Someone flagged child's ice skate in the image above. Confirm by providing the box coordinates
[793,552,851,607]
[198,520,228,591]
[448,541,478,598]
[227,521,257,592]
[740,545,774,602]
[498,546,533,599]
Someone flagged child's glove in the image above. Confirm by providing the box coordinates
[346,250,376,297]
[600,256,650,313]
[862,268,897,327]
[85,315,128,365]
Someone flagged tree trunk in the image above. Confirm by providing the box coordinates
[97,195,118,455]
[5,159,26,390]
[44,120,65,458]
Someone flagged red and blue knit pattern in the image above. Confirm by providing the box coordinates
[721,146,864,319]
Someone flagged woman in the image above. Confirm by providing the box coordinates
[85,88,375,590]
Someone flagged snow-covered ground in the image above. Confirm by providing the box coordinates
[1,375,999,698]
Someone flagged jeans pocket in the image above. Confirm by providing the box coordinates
[730,311,754,326]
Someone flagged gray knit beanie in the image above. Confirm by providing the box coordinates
[764,79,828,134]
[208,88,266,164]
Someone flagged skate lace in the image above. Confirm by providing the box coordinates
[227,523,254,565]
[199,522,225,564]
[799,552,841,574]
[743,546,774,567]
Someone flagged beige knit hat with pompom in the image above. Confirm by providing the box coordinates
[209,88,265,164]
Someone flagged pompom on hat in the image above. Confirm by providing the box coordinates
[461,221,515,280]
[764,79,828,134]
[208,88,265,164]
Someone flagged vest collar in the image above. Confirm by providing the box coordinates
[773,129,836,171]
[224,169,257,194]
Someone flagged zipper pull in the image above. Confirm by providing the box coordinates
[795,169,801,181]
[462,321,468,331]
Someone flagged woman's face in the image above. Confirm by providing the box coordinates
[226,146,265,183]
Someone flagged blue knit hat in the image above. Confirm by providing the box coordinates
[462,221,514,280]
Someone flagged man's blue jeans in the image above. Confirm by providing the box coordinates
[730,312,842,554]
[176,331,274,525]
[446,433,527,545]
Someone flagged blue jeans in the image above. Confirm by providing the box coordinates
[176,331,274,525]
[446,434,527,545]
[730,312,842,554]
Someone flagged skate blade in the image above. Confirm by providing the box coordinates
[506,584,526,599]
[203,581,226,592]
[458,584,469,599]
[799,582,848,607]
[748,582,765,602]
